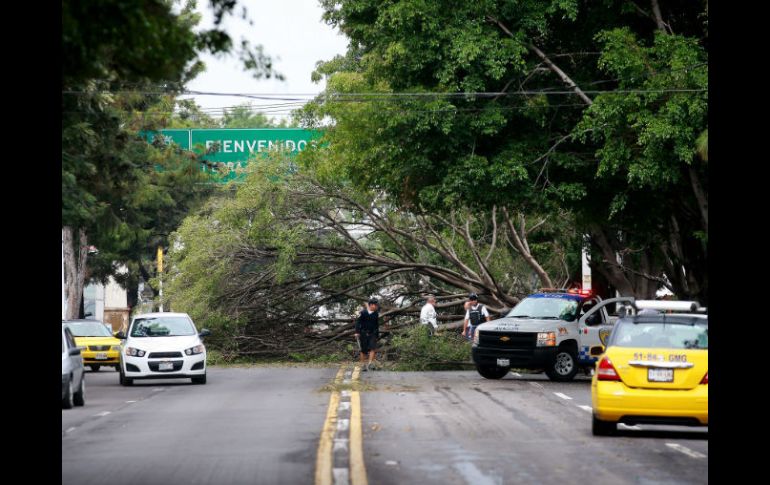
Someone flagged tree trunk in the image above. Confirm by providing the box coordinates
[590,227,635,296]
[688,166,708,233]
[501,207,554,288]
[63,227,88,320]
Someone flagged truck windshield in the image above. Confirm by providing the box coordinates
[506,297,580,321]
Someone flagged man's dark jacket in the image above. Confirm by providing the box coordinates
[355,310,379,334]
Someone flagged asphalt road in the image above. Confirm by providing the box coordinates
[359,370,707,485]
[62,366,335,485]
[62,366,707,485]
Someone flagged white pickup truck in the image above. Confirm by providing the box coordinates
[471,289,633,381]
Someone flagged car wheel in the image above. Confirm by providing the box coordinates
[119,367,133,386]
[592,414,616,436]
[62,379,74,409]
[545,347,579,382]
[476,365,510,380]
[191,373,207,385]
[74,377,86,406]
[90,365,101,372]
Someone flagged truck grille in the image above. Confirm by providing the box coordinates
[148,352,183,359]
[478,331,538,350]
[88,345,111,351]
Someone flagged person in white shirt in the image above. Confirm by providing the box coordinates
[463,293,490,340]
[419,295,438,336]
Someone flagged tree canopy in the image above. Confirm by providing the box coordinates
[301,0,708,303]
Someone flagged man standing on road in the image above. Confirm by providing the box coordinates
[355,298,380,371]
[463,293,490,340]
[419,295,438,336]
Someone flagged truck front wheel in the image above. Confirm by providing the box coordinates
[476,365,510,379]
[545,347,579,381]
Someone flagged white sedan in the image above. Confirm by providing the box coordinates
[117,312,210,385]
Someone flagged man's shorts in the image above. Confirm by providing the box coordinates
[359,332,378,353]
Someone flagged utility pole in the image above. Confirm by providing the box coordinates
[581,236,592,291]
[62,237,67,320]
[157,246,164,312]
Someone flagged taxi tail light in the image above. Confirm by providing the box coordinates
[700,372,708,384]
[597,356,621,381]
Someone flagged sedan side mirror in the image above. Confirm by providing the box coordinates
[115,331,126,340]
[68,347,81,356]
[589,345,604,356]
[199,329,211,338]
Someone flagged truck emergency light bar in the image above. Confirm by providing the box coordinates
[539,288,592,296]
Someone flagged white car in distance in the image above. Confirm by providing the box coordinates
[117,312,210,385]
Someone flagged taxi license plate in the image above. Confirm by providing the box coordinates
[159,362,174,371]
[95,353,108,360]
[648,368,673,382]
[497,358,510,367]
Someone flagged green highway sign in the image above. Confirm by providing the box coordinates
[144,128,321,183]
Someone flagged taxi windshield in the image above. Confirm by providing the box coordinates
[67,321,112,337]
[506,296,579,321]
[612,321,708,349]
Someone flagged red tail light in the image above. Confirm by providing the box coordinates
[700,372,708,384]
[597,357,621,381]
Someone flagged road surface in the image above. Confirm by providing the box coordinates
[62,366,707,485]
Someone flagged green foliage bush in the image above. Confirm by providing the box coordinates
[388,325,473,371]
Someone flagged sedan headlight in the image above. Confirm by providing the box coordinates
[184,345,205,355]
[536,332,556,347]
[111,345,121,351]
[473,328,480,345]
[125,347,146,357]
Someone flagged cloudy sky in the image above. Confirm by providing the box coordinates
[180,0,349,119]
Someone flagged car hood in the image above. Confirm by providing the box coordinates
[124,335,201,351]
[477,317,569,332]
[74,336,121,347]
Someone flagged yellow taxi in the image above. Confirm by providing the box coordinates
[590,305,707,435]
[63,319,122,372]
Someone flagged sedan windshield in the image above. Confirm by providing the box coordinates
[131,317,195,337]
[611,321,708,349]
[506,297,579,321]
[67,321,112,337]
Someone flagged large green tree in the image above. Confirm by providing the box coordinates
[302,0,708,303]
[61,0,281,318]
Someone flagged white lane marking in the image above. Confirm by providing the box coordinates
[332,467,349,485]
[666,443,706,458]
[554,392,573,400]
[342,379,352,385]
[125,400,137,403]
[453,462,498,485]
[578,405,592,412]
[338,402,351,411]
[65,427,76,433]
[340,390,351,398]
[529,382,544,389]
[332,438,349,452]
[94,411,111,417]
[385,460,398,466]
[511,372,521,377]
[337,419,350,432]
[152,388,165,392]
[619,423,642,430]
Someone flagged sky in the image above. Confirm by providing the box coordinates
[180,0,350,120]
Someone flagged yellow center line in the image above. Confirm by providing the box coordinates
[349,390,367,485]
[349,365,368,485]
[315,365,345,485]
